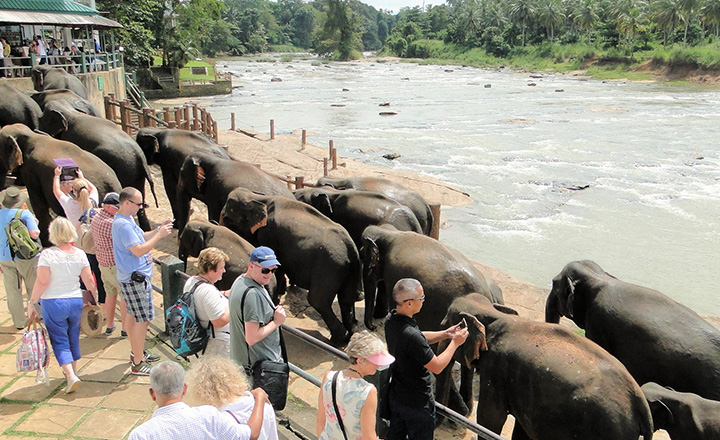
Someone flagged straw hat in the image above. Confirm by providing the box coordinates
[80,305,106,337]
[0,186,26,209]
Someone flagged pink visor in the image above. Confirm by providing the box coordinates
[366,351,395,366]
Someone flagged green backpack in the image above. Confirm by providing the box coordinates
[6,210,42,260]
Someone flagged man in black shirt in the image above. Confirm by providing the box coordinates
[385,278,468,440]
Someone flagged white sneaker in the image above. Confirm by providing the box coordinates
[65,375,81,394]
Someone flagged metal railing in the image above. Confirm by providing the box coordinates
[150,257,506,440]
[0,52,123,77]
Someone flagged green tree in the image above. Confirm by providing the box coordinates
[536,0,565,39]
[570,0,600,41]
[701,0,720,36]
[652,0,683,44]
[315,0,363,59]
[510,0,536,45]
[96,0,161,66]
[616,4,647,54]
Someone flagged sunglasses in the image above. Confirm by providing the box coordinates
[403,295,426,303]
[260,267,277,275]
[129,200,149,209]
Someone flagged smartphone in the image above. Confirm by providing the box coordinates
[459,318,467,329]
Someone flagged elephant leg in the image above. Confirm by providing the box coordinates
[448,376,470,416]
[511,423,532,440]
[374,280,388,319]
[174,184,193,233]
[434,356,453,416]
[136,208,151,231]
[339,282,356,332]
[307,285,349,345]
[271,269,288,304]
[162,172,180,227]
[460,365,474,411]
[477,378,509,434]
[363,273,378,330]
[28,191,53,247]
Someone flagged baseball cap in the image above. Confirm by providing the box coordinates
[102,192,120,206]
[249,246,281,267]
[366,351,395,366]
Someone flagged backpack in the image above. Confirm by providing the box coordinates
[166,279,213,359]
[76,205,97,254]
[16,320,50,385]
[6,210,42,260]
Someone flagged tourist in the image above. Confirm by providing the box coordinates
[384,278,468,440]
[35,35,47,65]
[316,330,395,440]
[184,247,231,357]
[129,361,269,440]
[112,187,172,375]
[90,192,127,337]
[28,217,97,394]
[51,167,99,227]
[0,187,40,329]
[187,356,278,440]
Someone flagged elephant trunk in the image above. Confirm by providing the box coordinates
[545,293,561,323]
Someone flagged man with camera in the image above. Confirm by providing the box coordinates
[384,278,468,440]
[112,187,173,375]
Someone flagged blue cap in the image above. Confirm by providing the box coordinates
[250,246,281,267]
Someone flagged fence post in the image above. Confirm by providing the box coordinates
[205,111,212,136]
[163,107,171,125]
[184,106,191,130]
[175,107,183,128]
[286,176,293,190]
[192,104,199,131]
[301,129,306,149]
[142,108,152,128]
[160,255,186,335]
[108,93,117,121]
[103,96,112,122]
[119,100,130,135]
[231,113,236,131]
[150,108,157,127]
[331,147,338,170]
[270,119,275,140]
[323,158,328,176]
[294,176,304,190]
[213,120,218,142]
[430,204,441,240]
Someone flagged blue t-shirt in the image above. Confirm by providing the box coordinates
[0,209,39,262]
[111,213,152,282]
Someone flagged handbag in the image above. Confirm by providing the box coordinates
[240,286,290,411]
[16,316,50,385]
[331,371,349,440]
[76,206,97,254]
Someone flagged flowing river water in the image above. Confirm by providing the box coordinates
[202,55,720,317]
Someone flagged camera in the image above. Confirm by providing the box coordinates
[131,271,146,283]
[53,158,78,182]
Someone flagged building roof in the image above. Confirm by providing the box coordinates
[0,0,122,28]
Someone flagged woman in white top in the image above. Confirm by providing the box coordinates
[187,356,279,440]
[183,247,231,357]
[27,217,97,394]
[316,331,395,440]
[52,167,99,227]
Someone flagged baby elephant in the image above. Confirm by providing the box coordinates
[642,382,720,440]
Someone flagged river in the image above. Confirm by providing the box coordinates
[201,54,720,316]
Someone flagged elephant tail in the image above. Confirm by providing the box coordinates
[143,161,159,208]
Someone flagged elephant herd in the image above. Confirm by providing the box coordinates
[2,67,719,440]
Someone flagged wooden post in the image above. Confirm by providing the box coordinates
[175,107,182,127]
[199,108,206,131]
[286,176,293,190]
[270,119,275,140]
[150,108,157,127]
[142,107,152,128]
[329,140,334,158]
[104,96,112,122]
[205,112,212,136]
[323,158,328,176]
[429,204,441,240]
[231,113,236,131]
[119,100,130,135]
[192,104,199,131]
[301,129,306,149]
[294,176,304,190]
[184,106,191,130]
[163,107,171,125]
[331,147,337,170]
[213,120,218,142]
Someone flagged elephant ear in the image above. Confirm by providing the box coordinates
[178,226,203,261]
[1,135,24,172]
[360,237,380,272]
[493,304,519,316]
[191,157,206,192]
[460,312,487,368]
[41,109,68,136]
[311,192,333,216]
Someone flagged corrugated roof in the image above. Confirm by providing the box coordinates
[0,10,123,28]
[0,0,97,15]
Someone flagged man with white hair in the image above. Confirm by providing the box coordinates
[128,361,269,440]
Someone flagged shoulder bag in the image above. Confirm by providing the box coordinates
[240,286,290,411]
[331,371,349,440]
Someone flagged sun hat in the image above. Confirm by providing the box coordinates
[102,192,120,206]
[0,186,25,209]
[80,305,106,337]
[249,246,281,267]
[366,351,395,366]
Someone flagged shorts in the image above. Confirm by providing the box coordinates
[121,278,154,322]
[99,265,122,299]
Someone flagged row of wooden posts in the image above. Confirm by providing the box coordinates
[104,94,219,142]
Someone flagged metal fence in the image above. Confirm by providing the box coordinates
[151,256,507,440]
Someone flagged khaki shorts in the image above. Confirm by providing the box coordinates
[99,265,123,300]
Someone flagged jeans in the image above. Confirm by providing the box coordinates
[41,297,83,366]
[386,398,436,440]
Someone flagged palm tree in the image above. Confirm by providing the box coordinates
[652,0,683,44]
[571,0,600,42]
[536,0,565,39]
[701,0,720,37]
[510,0,536,45]
[616,6,646,55]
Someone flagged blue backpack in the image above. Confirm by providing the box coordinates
[166,279,213,359]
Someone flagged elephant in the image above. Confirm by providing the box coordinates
[360,225,503,332]
[176,152,293,233]
[136,127,232,226]
[293,187,422,248]
[30,88,102,117]
[0,83,42,130]
[641,382,720,440]
[38,101,158,231]
[440,293,654,440]
[177,219,276,293]
[0,124,121,245]
[220,187,362,344]
[32,65,88,99]
[316,176,434,236]
[545,260,720,401]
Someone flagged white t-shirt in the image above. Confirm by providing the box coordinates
[223,393,278,440]
[59,188,99,225]
[184,277,230,339]
[37,246,89,299]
